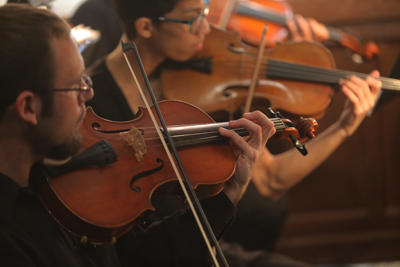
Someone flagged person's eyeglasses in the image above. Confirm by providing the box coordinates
[42,74,93,99]
[157,0,210,34]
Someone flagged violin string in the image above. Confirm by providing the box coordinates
[103,128,227,158]
[212,61,329,78]
[212,60,335,77]
[107,119,285,157]
[102,119,284,143]
[106,135,122,142]
[113,129,263,157]
[112,144,131,152]
[108,139,125,145]
[114,134,227,156]
[113,125,292,157]
[106,131,230,151]
[209,59,400,89]
[213,56,400,87]
[97,122,248,132]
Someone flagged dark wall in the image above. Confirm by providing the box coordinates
[275,0,400,264]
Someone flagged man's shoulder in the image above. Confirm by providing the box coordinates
[0,188,89,267]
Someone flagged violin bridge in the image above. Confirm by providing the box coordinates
[126,127,147,162]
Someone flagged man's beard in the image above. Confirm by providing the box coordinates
[46,109,86,160]
[28,109,86,161]
[45,132,83,160]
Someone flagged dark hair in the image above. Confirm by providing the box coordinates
[0,4,71,121]
[7,0,30,3]
[112,0,180,39]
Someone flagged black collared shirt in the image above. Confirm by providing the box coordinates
[0,172,235,267]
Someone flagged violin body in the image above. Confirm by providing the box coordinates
[162,26,336,121]
[37,101,235,243]
[208,0,379,59]
[35,98,319,243]
[208,0,291,47]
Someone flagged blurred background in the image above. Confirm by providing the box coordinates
[0,0,83,17]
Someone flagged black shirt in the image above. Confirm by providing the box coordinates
[0,171,235,266]
[86,58,134,121]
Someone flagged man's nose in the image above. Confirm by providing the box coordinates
[83,87,94,104]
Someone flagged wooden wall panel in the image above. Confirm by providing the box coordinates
[274,0,400,264]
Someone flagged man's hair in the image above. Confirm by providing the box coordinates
[112,0,180,39]
[0,4,71,121]
[7,0,30,3]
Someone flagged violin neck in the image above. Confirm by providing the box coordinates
[236,2,343,42]
[236,2,287,26]
[266,59,400,92]
[324,26,346,43]
[166,118,286,147]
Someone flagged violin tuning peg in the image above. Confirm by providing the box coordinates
[267,108,277,118]
[288,135,308,156]
[275,111,283,119]
[351,53,363,66]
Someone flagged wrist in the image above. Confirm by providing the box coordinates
[222,181,247,206]
[337,109,367,138]
[334,120,352,139]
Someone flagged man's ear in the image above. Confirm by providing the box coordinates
[14,91,42,125]
[135,17,154,39]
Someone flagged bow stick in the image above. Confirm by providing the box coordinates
[218,0,237,29]
[243,24,268,114]
[121,41,229,267]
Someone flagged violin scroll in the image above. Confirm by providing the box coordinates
[338,31,380,60]
[268,108,317,156]
[295,117,319,143]
[364,41,380,60]
[272,117,318,143]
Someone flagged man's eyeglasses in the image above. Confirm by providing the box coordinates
[157,0,210,34]
[41,74,93,99]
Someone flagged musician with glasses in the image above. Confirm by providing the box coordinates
[0,4,276,267]
[69,0,333,68]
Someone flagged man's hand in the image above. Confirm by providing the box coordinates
[219,111,276,205]
[338,70,382,136]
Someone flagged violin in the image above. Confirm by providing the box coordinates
[35,100,317,244]
[161,26,400,121]
[208,0,292,47]
[207,0,380,60]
